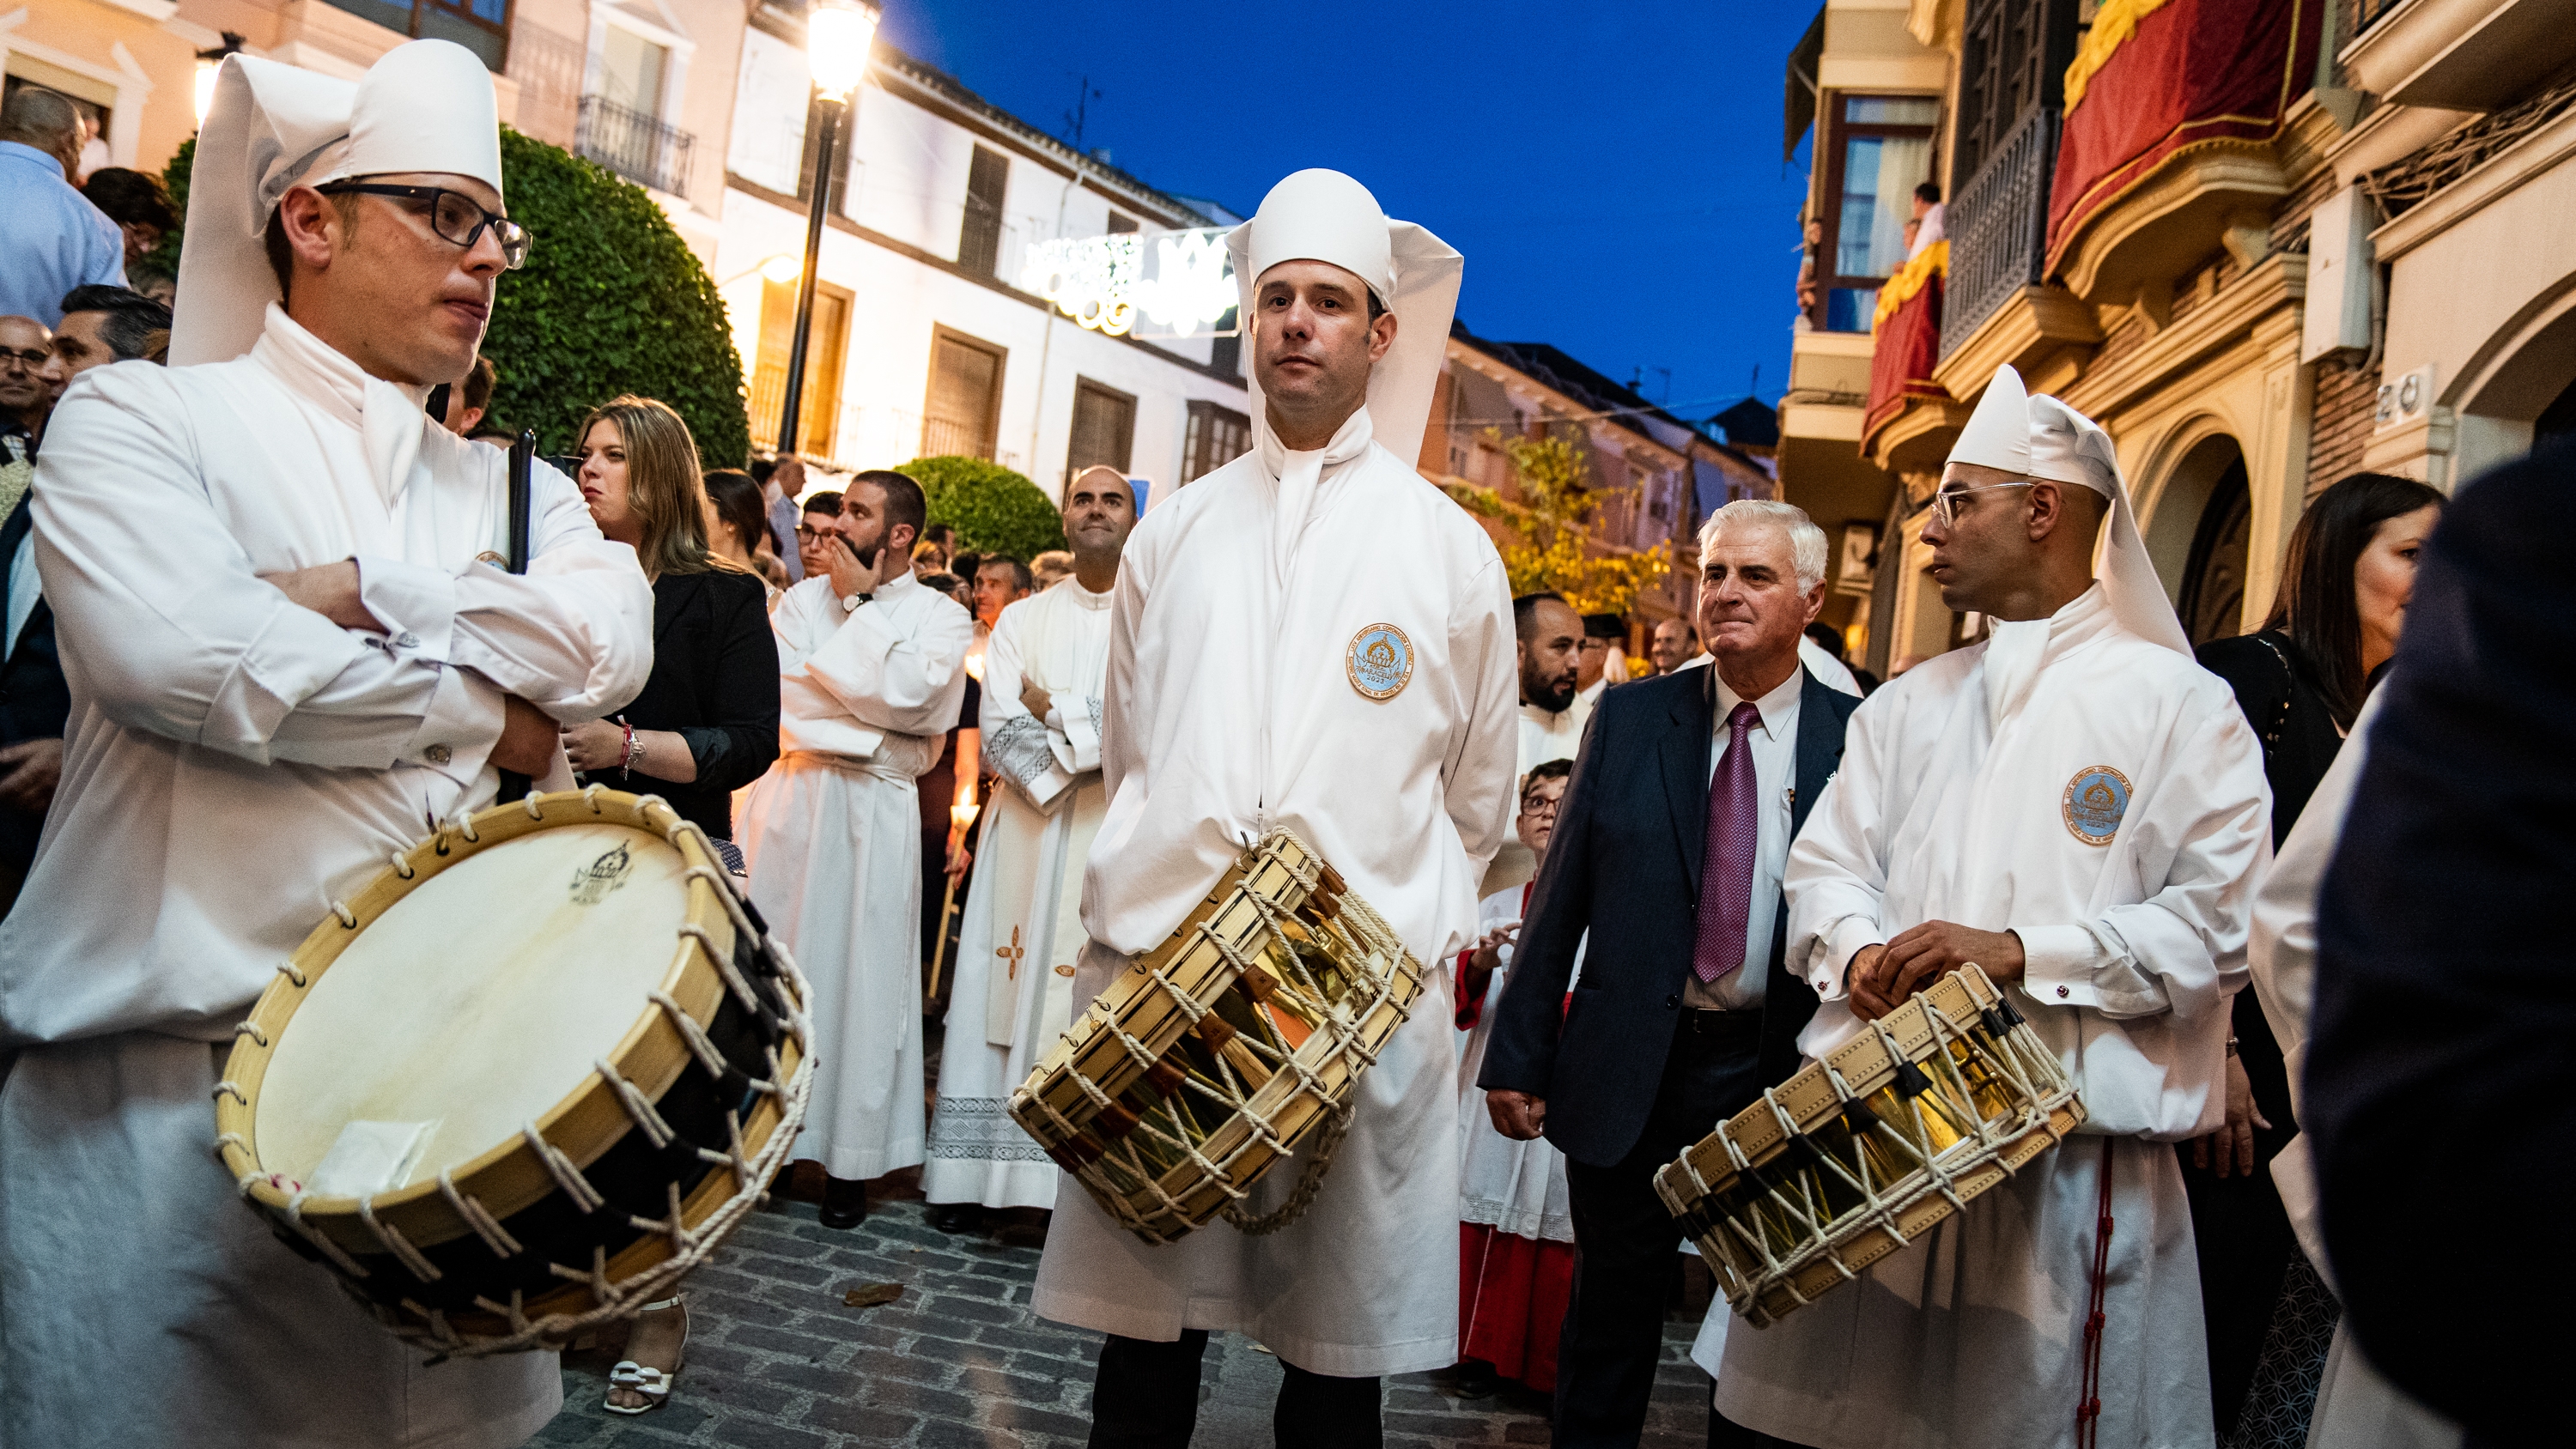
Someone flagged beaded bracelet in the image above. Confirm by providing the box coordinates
[619,716,641,779]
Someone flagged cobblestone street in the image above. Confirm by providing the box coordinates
[537,1191,1716,1449]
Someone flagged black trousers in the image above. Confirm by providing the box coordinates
[1554,1009,1765,1449]
[1087,1329,1382,1448]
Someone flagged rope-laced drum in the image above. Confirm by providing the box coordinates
[213,788,813,1358]
[1008,828,1420,1244]
[1656,965,2083,1328]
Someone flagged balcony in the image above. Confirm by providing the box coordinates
[576,95,695,198]
[2342,0,2576,113]
[1941,109,2059,362]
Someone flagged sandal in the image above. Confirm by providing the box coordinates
[603,1297,688,1416]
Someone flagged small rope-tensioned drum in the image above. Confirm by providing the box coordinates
[1656,965,2084,1329]
[213,787,813,1358]
[1008,828,1421,1244]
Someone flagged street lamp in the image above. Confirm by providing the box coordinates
[776,0,880,456]
[193,33,246,128]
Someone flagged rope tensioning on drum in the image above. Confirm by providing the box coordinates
[438,1168,524,1258]
[358,1193,444,1282]
[282,1188,372,1279]
[522,1122,607,1215]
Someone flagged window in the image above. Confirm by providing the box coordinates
[1182,401,1250,482]
[1955,0,2075,183]
[750,276,852,458]
[1208,307,1242,378]
[1814,94,1939,331]
[958,146,1007,276]
[598,26,667,118]
[922,328,1006,459]
[1068,379,1137,483]
[320,0,513,73]
[1105,210,1138,234]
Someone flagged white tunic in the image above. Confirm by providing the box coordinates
[737,568,970,1180]
[1455,885,1577,1243]
[1714,583,2269,1449]
[0,306,653,1449]
[2244,697,2464,1449]
[1516,697,1586,781]
[924,577,1111,1210]
[1030,409,1518,1378]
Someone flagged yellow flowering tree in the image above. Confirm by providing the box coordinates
[1444,431,1673,615]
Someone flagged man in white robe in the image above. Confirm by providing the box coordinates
[1516,591,1588,777]
[1031,167,1516,1443]
[737,468,970,1228]
[1713,365,2269,1449]
[923,465,1131,1228]
[0,42,653,1449]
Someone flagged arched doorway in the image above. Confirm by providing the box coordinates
[2535,372,2576,449]
[2176,456,2251,644]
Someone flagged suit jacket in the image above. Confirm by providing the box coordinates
[1479,663,1860,1167]
[0,494,67,867]
[2309,443,2574,1446]
[576,567,779,839]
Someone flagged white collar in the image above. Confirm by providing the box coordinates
[247,303,434,509]
[1710,662,1804,742]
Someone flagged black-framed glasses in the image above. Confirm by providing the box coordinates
[316,183,532,269]
[0,347,48,367]
[1519,795,1562,818]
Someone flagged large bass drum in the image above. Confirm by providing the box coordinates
[213,787,812,1357]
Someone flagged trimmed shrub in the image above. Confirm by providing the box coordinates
[896,456,1066,561]
[153,129,748,468]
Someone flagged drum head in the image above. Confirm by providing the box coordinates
[254,822,691,1192]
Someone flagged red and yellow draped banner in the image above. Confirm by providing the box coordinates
[1862,240,1947,454]
[2045,0,2323,269]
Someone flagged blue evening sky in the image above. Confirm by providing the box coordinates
[878,1,1818,424]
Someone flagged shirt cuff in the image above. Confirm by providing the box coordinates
[1814,916,1885,1000]
[354,555,458,663]
[398,663,505,785]
[2015,923,2106,1009]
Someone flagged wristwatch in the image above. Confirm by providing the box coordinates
[841,591,868,614]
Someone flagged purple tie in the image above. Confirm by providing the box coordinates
[1693,701,1760,984]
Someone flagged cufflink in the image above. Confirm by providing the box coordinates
[2055,985,2069,999]
[423,743,453,766]
[395,631,421,649]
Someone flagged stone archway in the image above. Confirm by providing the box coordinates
[2447,282,2576,482]
[2137,429,2251,640]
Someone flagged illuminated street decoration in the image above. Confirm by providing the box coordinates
[1019,227,1239,339]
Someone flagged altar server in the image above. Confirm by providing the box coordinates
[1031,167,1516,1444]
[922,464,1131,1227]
[737,470,971,1229]
[1712,365,2269,1449]
[0,42,653,1448]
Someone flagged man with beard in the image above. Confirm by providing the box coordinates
[737,469,973,1230]
[1032,167,1514,1445]
[923,464,1133,1234]
[1517,591,1586,777]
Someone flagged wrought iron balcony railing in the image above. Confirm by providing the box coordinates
[575,95,695,198]
[1939,107,2059,362]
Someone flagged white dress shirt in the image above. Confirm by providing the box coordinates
[1686,664,1805,1009]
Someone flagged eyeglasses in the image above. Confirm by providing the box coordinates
[1519,796,1562,818]
[0,347,48,368]
[1929,480,2032,528]
[316,183,532,269]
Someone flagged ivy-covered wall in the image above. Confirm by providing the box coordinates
[158,129,749,467]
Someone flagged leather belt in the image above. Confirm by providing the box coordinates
[1680,1006,1763,1034]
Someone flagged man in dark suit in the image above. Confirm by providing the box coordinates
[1480,500,1861,1448]
[2308,443,2575,1446]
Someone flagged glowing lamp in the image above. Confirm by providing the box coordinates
[806,0,882,99]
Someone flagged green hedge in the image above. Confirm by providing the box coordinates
[896,456,1066,561]
[155,129,748,467]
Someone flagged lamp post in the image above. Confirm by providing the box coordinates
[776,0,880,456]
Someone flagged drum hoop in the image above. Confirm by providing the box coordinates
[213,788,802,1261]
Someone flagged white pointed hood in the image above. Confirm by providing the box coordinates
[173,39,505,367]
[1224,168,1462,470]
[1949,364,2190,658]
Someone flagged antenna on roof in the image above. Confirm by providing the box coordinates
[1063,74,1102,150]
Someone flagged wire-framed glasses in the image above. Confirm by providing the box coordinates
[1930,480,2032,528]
[316,183,532,269]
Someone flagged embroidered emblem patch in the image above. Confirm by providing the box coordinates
[569,842,635,905]
[2061,766,2133,847]
[1346,622,1414,700]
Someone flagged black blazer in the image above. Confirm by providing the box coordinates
[583,567,780,839]
[0,495,67,868]
[2309,443,2576,1445]
[1479,664,1861,1167]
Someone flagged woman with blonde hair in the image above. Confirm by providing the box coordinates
[559,396,781,1414]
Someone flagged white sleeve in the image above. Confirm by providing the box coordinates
[980,604,1076,809]
[1783,698,1896,1002]
[350,462,652,724]
[33,373,497,770]
[2018,700,2271,1022]
[794,589,973,736]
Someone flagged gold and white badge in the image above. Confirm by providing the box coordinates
[1346,622,1414,700]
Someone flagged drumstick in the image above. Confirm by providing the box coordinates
[925,803,989,1000]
